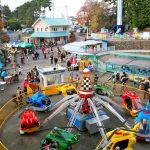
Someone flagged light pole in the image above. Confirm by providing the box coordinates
[117,0,123,34]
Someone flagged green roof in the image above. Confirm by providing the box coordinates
[31,32,69,38]
[40,17,69,26]
[113,52,150,60]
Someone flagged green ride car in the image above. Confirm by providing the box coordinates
[40,127,80,150]
[94,84,114,97]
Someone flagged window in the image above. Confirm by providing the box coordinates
[47,74,60,85]
[37,28,39,32]
[63,27,67,31]
[52,27,57,31]
[41,28,43,31]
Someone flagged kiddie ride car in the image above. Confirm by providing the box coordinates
[95,123,140,150]
[19,109,40,134]
[134,100,150,142]
[27,91,52,112]
[27,91,78,112]
[95,84,114,98]
[40,127,80,150]
[121,85,143,116]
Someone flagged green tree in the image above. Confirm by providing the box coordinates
[7,18,21,30]
[104,0,150,29]
[11,0,53,27]
[2,5,11,18]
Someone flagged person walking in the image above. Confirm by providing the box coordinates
[13,60,17,71]
[54,57,58,65]
[1,70,7,81]
[67,60,71,71]
[49,49,54,64]
[18,66,22,75]
[26,55,29,65]
[16,87,23,107]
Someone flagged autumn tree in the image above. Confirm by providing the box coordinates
[0,19,10,43]
[76,0,116,31]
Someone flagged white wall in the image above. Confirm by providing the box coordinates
[33,20,49,32]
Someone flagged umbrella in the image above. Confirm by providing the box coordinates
[12,41,19,47]
[18,42,33,48]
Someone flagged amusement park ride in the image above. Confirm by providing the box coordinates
[121,86,143,116]
[19,66,150,149]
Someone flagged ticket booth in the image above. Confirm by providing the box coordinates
[37,66,66,95]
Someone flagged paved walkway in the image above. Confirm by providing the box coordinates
[0,46,67,107]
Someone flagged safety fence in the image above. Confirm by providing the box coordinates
[0,93,27,150]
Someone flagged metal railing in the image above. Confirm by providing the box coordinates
[0,93,27,150]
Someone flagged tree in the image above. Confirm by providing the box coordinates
[104,0,150,29]
[7,18,21,30]
[0,19,10,43]
[76,0,116,31]
[11,0,53,27]
[2,5,11,18]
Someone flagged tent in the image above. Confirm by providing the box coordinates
[17,42,33,48]
[12,41,19,47]
[62,40,102,54]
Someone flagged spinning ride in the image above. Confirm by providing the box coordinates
[44,68,130,136]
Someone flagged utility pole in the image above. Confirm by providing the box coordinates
[65,5,68,20]
[52,2,54,18]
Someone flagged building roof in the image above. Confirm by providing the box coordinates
[127,60,150,69]
[105,57,150,69]
[32,17,70,27]
[31,31,69,38]
[105,58,132,66]
[113,52,150,60]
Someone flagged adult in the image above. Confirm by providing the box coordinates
[54,57,58,65]
[41,46,46,54]
[67,60,71,71]
[1,70,7,81]
[13,60,17,71]
[50,49,54,64]
[143,78,150,99]
[16,87,23,106]
[23,78,28,92]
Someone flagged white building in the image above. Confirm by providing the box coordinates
[31,15,70,45]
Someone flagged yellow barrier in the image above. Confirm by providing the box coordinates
[0,93,27,150]
[0,141,8,150]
